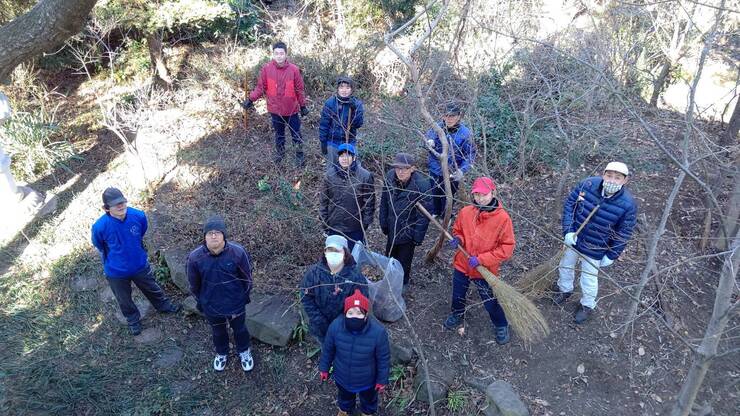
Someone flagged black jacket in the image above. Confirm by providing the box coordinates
[320,161,375,233]
[379,169,433,245]
[187,242,252,317]
[300,257,369,339]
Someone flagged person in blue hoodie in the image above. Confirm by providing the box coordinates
[319,76,364,165]
[91,187,180,336]
[553,162,638,324]
[187,216,254,372]
[425,102,476,217]
[319,289,390,416]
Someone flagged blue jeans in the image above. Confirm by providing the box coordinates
[431,174,460,216]
[451,269,508,328]
[270,113,303,163]
[107,266,173,326]
[205,313,251,355]
[337,383,378,414]
[328,229,365,253]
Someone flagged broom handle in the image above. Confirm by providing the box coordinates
[415,202,473,259]
[573,204,600,237]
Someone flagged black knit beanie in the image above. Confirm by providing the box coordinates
[203,216,227,239]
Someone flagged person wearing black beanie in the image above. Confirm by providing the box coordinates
[319,75,365,165]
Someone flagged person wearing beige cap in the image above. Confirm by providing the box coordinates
[553,162,638,323]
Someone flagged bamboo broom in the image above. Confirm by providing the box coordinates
[515,203,600,298]
[416,202,550,345]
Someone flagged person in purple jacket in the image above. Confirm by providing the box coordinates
[187,216,254,372]
[91,187,180,336]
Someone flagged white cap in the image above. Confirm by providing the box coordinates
[604,161,629,176]
[325,234,348,251]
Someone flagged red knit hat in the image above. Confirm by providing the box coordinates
[344,289,370,314]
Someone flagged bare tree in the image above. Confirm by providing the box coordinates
[0,0,99,82]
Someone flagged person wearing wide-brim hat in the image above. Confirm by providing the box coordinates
[444,177,515,345]
[91,187,180,336]
[553,162,637,324]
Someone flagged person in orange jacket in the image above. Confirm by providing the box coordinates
[444,176,515,344]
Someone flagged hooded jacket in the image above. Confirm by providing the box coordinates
[320,161,376,234]
[319,95,365,146]
[426,121,475,177]
[452,202,515,279]
[249,59,306,116]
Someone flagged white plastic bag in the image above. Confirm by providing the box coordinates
[351,241,406,322]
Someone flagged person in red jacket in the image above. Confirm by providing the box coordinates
[242,41,308,166]
[444,177,515,344]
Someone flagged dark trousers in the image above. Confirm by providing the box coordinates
[385,240,416,284]
[205,313,251,355]
[270,113,303,163]
[451,269,508,328]
[336,383,378,414]
[329,229,365,253]
[431,174,460,216]
[107,266,172,326]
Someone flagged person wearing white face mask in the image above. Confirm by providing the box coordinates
[553,161,638,324]
[300,235,369,344]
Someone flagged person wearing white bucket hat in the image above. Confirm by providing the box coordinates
[553,161,638,324]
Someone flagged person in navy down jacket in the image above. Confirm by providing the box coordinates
[187,216,255,372]
[553,162,638,324]
[319,289,390,416]
[319,76,364,165]
[300,235,369,344]
[426,102,476,217]
[241,41,308,166]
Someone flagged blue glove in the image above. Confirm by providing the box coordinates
[468,256,480,268]
[448,237,461,249]
[239,99,253,110]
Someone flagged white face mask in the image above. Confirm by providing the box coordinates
[325,252,344,268]
[603,181,623,195]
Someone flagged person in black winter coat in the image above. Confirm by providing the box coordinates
[300,235,369,344]
[319,143,375,252]
[319,289,390,416]
[379,153,433,284]
[187,216,254,372]
[319,76,364,164]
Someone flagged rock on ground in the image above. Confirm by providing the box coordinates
[161,248,190,294]
[244,294,299,347]
[390,341,414,365]
[114,298,151,324]
[182,295,204,317]
[154,346,184,368]
[99,286,116,303]
[134,327,163,344]
[72,275,100,292]
[484,380,529,416]
[413,359,455,404]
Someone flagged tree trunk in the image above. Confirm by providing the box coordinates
[714,160,740,250]
[720,94,740,148]
[0,0,99,83]
[650,59,672,107]
[669,228,739,416]
[146,31,172,87]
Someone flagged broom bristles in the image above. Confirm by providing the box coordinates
[515,253,561,298]
[477,266,550,345]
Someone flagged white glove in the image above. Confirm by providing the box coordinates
[564,232,577,247]
[451,169,464,182]
[426,139,435,149]
[600,256,614,267]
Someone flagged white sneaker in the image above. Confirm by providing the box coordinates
[239,348,254,372]
[213,354,228,371]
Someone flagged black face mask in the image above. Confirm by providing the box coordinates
[477,198,499,212]
[345,317,367,332]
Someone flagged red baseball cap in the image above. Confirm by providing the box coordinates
[344,289,370,314]
[471,177,496,194]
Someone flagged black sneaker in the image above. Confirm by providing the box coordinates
[574,304,594,324]
[443,313,463,330]
[552,291,572,305]
[160,303,181,314]
[494,326,510,345]
[129,322,143,336]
